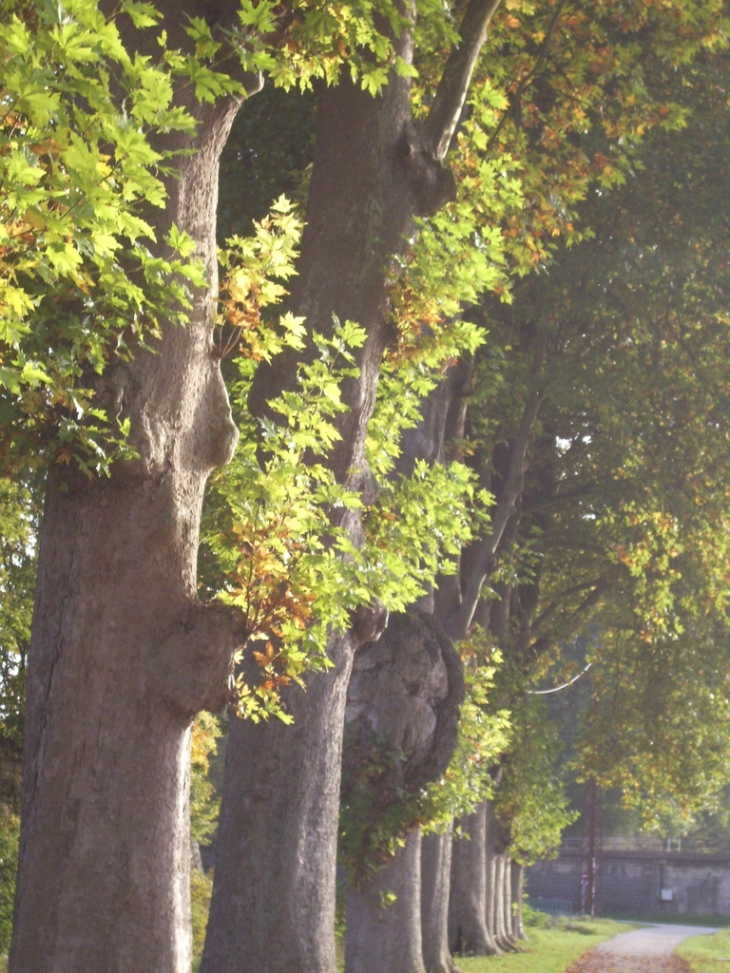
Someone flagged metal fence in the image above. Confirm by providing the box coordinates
[527,896,575,917]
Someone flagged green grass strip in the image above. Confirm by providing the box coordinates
[459,918,632,973]
[676,926,730,973]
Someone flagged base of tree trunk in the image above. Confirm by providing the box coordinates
[450,803,501,957]
[421,826,463,973]
[346,830,426,973]
[201,636,358,973]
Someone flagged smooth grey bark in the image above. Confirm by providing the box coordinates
[484,799,519,954]
[484,799,500,953]
[449,802,499,956]
[421,826,463,973]
[9,6,259,969]
[511,860,527,941]
[345,830,426,973]
[494,853,519,952]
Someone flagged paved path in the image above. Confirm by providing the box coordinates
[567,924,720,973]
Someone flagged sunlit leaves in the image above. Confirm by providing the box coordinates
[217,196,305,360]
[0,0,205,473]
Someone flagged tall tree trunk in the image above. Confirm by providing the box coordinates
[484,799,500,952]
[494,853,519,952]
[511,860,527,941]
[345,829,426,973]
[484,799,519,954]
[337,364,470,972]
[9,10,258,962]
[203,0,502,964]
[341,611,464,972]
[421,826,462,973]
[200,633,358,973]
[202,68,451,973]
[449,802,499,956]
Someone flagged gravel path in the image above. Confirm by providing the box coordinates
[566,923,720,973]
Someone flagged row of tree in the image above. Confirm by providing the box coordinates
[2,0,730,971]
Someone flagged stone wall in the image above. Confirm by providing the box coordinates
[526,847,730,917]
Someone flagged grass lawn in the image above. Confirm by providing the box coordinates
[676,926,730,973]
[330,914,628,973]
[457,917,631,973]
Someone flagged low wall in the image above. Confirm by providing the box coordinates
[526,847,730,917]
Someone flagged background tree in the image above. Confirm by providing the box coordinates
[205,4,729,968]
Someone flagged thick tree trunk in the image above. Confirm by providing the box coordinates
[345,829,426,973]
[202,55,455,973]
[9,63,251,973]
[202,0,501,964]
[340,611,463,972]
[200,634,357,973]
[421,826,462,973]
[511,860,527,941]
[449,802,499,956]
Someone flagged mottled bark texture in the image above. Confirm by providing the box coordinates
[336,361,472,972]
[422,826,463,973]
[9,5,258,971]
[449,801,499,957]
[345,830,426,973]
[341,611,464,973]
[202,0,501,964]
[344,612,464,805]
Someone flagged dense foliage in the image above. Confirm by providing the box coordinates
[3,0,730,961]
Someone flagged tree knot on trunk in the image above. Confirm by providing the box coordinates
[350,599,389,645]
[156,603,249,719]
[396,123,457,217]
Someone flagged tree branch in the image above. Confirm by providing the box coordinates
[522,581,606,663]
[532,579,604,633]
[483,0,570,156]
[422,0,504,160]
[445,387,544,639]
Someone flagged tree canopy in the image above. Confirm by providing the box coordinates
[3,0,730,968]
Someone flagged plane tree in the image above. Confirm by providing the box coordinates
[1,1,728,971]
[1,0,451,968]
[204,5,728,969]
[333,43,730,970]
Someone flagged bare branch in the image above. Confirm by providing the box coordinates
[422,0,504,160]
[524,582,605,659]
[527,661,592,695]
